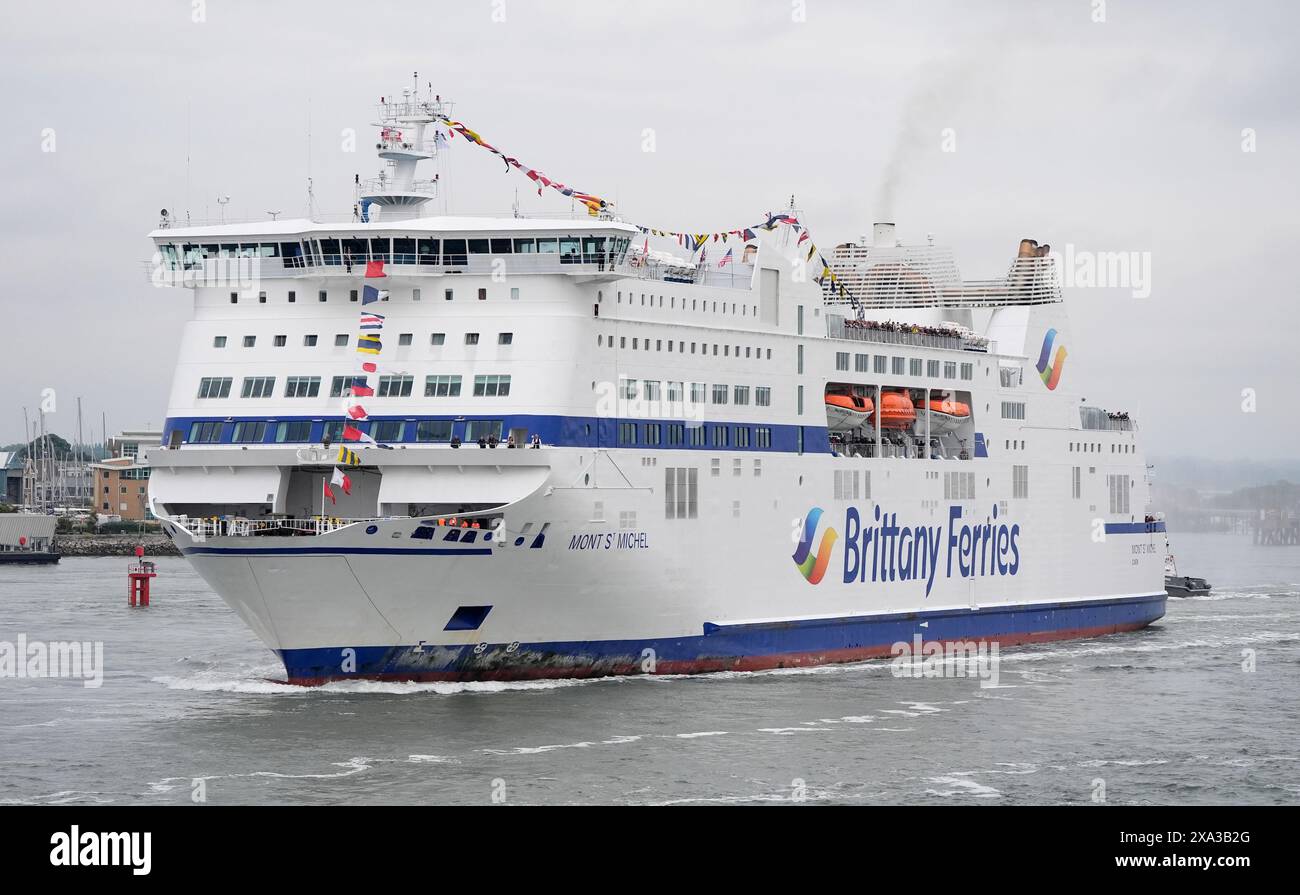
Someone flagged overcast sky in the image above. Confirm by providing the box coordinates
[3,0,1297,459]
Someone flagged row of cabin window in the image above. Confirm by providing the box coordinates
[164,237,625,273]
[599,333,773,361]
[616,422,774,449]
[836,352,974,381]
[619,380,772,407]
[213,332,513,349]
[1069,441,1134,454]
[613,290,759,318]
[227,287,520,303]
[186,418,505,446]
[196,374,511,400]
[169,236,627,266]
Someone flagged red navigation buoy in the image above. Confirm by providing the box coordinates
[127,548,157,607]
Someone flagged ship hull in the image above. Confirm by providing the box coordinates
[274,593,1166,684]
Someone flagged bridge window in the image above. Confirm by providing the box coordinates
[468,239,490,254]
[417,238,438,264]
[443,240,467,265]
[514,238,536,253]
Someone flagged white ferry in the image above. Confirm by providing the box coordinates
[145,85,1165,683]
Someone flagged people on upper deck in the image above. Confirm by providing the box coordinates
[530,433,541,449]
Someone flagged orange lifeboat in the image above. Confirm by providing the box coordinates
[915,397,971,433]
[878,392,916,429]
[825,393,874,431]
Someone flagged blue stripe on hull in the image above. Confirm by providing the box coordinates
[276,593,1167,683]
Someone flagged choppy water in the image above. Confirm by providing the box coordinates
[1,533,1297,805]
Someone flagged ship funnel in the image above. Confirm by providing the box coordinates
[1018,238,1051,258]
[872,222,896,248]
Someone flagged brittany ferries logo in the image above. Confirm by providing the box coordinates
[1035,328,1067,390]
[793,505,1023,594]
[792,507,838,584]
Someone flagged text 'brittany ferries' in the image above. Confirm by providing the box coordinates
[843,504,1021,596]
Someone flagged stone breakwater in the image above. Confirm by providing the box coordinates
[56,533,180,557]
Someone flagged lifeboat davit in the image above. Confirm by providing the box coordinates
[915,397,971,434]
[825,393,874,431]
[878,392,917,429]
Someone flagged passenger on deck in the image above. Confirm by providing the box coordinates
[450,435,461,449]
[477,435,487,449]
[530,434,541,449]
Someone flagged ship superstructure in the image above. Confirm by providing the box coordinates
[146,85,1165,683]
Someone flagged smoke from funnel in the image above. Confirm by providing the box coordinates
[875,57,982,221]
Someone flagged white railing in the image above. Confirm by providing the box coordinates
[826,316,988,352]
[824,251,1062,309]
[172,516,384,539]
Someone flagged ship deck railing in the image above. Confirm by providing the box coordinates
[171,516,387,539]
[825,315,989,352]
[146,254,754,291]
[823,256,1062,309]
